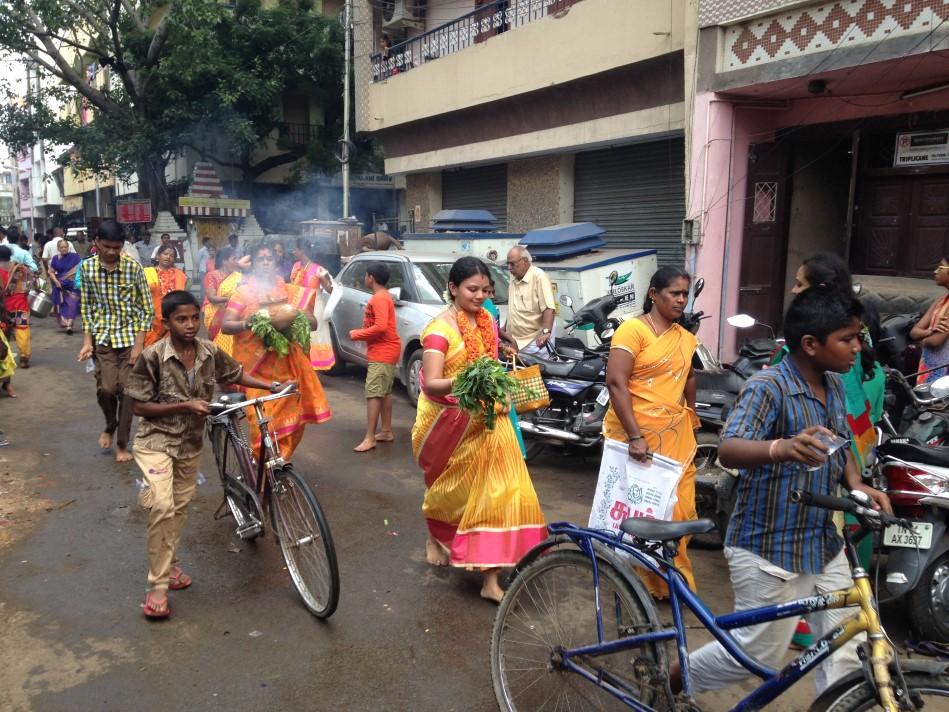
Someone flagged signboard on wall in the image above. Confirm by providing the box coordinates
[116,199,152,224]
[894,130,949,167]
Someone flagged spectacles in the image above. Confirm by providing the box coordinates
[506,258,525,268]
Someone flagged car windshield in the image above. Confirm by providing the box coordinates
[414,261,509,305]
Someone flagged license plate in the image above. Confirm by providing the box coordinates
[883,521,933,549]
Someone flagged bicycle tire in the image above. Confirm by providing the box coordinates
[216,429,260,535]
[811,672,949,712]
[491,549,665,712]
[270,467,340,619]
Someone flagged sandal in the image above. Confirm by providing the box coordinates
[168,569,192,590]
[143,591,170,619]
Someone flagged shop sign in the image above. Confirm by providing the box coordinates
[116,199,152,224]
[894,130,949,167]
[179,196,251,210]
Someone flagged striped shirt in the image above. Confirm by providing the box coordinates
[723,356,850,574]
[79,254,153,349]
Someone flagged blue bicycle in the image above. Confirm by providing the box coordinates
[490,490,949,711]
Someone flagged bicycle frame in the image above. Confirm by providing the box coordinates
[542,522,898,712]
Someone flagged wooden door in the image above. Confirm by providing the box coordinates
[909,178,949,276]
[854,176,949,276]
[737,142,791,340]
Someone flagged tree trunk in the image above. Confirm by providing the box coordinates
[137,155,171,214]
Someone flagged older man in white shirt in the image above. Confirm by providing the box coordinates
[504,245,557,355]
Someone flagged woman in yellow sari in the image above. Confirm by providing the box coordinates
[221,243,332,459]
[143,245,188,347]
[604,266,699,598]
[203,246,243,356]
[413,257,546,602]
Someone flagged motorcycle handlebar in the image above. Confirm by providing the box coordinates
[883,366,947,410]
[790,489,906,529]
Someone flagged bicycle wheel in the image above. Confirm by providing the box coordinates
[811,672,949,711]
[270,467,339,619]
[491,549,666,712]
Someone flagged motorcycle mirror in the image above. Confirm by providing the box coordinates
[727,314,757,329]
[931,375,949,400]
[600,327,615,340]
[560,294,573,308]
[693,277,705,298]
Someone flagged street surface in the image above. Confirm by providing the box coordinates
[0,319,906,711]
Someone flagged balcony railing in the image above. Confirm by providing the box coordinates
[278,122,321,147]
[371,0,581,82]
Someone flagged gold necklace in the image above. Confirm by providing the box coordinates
[645,312,671,337]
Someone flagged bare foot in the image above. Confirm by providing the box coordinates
[115,446,133,463]
[425,537,450,566]
[481,569,505,603]
[374,431,394,442]
[353,438,376,452]
[98,432,114,450]
[1,383,16,398]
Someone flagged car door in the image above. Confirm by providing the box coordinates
[334,259,371,363]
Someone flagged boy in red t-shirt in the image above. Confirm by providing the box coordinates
[350,262,402,452]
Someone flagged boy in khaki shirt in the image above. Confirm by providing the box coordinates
[127,290,285,619]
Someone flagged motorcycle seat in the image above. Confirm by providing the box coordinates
[740,337,779,357]
[695,368,745,396]
[620,517,716,541]
[517,353,577,378]
[880,440,949,469]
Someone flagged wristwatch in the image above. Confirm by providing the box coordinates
[541,328,551,335]
[270,381,281,393]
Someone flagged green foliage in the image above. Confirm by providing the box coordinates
[452,356,518,431]
[249,310,311,356]
[0,0,345,208]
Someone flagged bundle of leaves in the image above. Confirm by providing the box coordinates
[452,356,518,430]
[249,311,311,357]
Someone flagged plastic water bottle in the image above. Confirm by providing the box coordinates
[196,471,207,486]
[136,478,154,508]
[85,360,95,374]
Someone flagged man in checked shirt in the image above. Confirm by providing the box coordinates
[77,219,153,462]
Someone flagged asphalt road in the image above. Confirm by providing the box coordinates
[0,319,906,711]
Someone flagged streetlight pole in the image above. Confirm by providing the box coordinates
[341,0,352,219]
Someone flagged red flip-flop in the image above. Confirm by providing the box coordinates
[168,569,192,590]
[143,592,171,619]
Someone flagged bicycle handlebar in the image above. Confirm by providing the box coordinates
[208,383,299,417]
[790,489,907,529]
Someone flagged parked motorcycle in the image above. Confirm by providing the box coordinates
[867,374,949,641]
[515,295,619,460]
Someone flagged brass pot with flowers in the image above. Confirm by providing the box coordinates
[249,300,311,356]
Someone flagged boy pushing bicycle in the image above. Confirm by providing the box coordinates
[677,288,892,695]
[126,291,288,619]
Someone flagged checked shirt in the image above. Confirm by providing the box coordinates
[79,254,153,349]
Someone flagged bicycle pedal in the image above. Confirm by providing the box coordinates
[236,520,262,540]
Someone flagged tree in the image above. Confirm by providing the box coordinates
[0,0,344,213]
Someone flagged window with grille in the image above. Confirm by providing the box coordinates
[752,182,777,223]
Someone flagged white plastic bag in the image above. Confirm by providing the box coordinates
[588,439,683,534]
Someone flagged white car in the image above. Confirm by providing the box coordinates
[328,251,509,403]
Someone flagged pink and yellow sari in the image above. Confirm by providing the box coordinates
[227,276,331,459]
[412,316,546,568]
[290,260,336,371]
[603,318,699,597]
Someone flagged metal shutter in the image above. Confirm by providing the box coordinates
[574,138,686,267]
[441,164,508,229]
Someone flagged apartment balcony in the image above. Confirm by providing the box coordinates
[364,0,684,132]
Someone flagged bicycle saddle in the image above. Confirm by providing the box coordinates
[620,518,716,541]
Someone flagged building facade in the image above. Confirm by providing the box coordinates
[689,0,949,357]
[357,0,692,266]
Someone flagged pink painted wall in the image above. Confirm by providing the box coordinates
[690,85,949,360]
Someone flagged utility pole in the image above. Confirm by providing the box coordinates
[341,0,352,218]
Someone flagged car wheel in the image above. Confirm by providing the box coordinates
[324,327,347,376]
[406,348,423,405]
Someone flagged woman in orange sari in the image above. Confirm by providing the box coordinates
[203,246,243,356]
[143,245,188,346]
[413,257,546,602]
[221,243,331,459]
[289,238,336,371]
[603,266,699,598]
